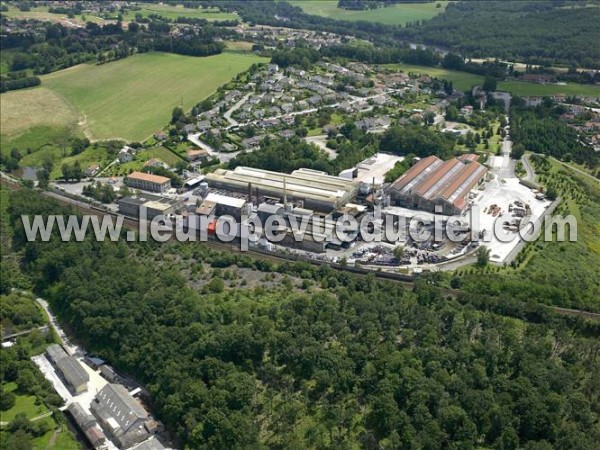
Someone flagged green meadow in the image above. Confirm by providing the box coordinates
[120,4,238,21]
[34,52,267,142]
[385,64,600,97]
[288,0,447,25]
[384,63,484,92]
[497,80,600,97]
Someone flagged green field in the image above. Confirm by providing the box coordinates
[2,5,108,25]
[0,382,49,423]
[35,52,267,142]
[289,0,447,25]
[384,63,484,91]
[384,64,600,97]
[497,80,600,97]
[1,3,235,23]
[121,4,238,21]
[0,89,79,142]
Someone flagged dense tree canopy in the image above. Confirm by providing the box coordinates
[3,189,599,449]
[396,1,600,68]
[510,99,599,169]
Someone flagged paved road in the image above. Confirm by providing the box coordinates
[223,93,251,127]
[36,297,78,355]
[304,135,337,160]
[521,153,536,183]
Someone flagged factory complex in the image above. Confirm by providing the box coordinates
[35,343,168,449]
[109,147,549,267]
[205,166,359,212]
[389,155,488,215]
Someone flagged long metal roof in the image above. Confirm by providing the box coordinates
[390,155,487,210]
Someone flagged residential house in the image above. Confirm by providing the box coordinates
[242,136,264,149]
[187,149,210,162]
[278,129,296,139]
[144,158,168,169]
[196,120,211,132]
[85,163,101,177]
[118,146,136,163]
[460,105,474,117]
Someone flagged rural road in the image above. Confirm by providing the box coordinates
[521,154,536,183]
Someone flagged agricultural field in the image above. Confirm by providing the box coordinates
[119,4,238,21]
[497,80,600,97]
[384,64,600,97]
[224,40,256,54]
[1,5,107,25]
[289,0,447,25]
[31,52,267,142]
[0,88,78,143]
[384,63,484,92]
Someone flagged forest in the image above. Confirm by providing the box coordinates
[206,1,599,69]
[2,186,599,449]
[510,98,599,169]
[396,1,600,69]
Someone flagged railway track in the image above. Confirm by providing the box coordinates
[2,177,599,321]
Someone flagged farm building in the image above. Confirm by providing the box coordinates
[205,167,358,212]
[389,155,487,215]
[125,171,171,193]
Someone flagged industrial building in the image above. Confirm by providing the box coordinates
[205,166,358,212]
[56,356,89,394]
[204,192,248,219]
[389,155,487,215]
[90,383,155,449]
[118,194,183,219]
[46,343,68,364]
[125,171,171,193]
[68,402,107,449]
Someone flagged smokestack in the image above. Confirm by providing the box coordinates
[283,176,288,205]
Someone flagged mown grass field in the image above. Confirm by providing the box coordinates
[2,5,107,25]
[1,4,235,24]
[224,41,256,53]
[0,89,78,141]
[35,52,267,142]
[384,63,484,91]
[289,0,447,25]
[120,4,237,21]
[384,64,600,97]
[497,80,600,97]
